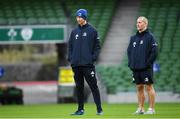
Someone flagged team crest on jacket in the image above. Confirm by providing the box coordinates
[153,43,158,46]
[75,34,79,39]
[140,40,143,44]
[133,42,136,47]
[83,32,87,36]
[91,71,95,77]
[145,77,149,82]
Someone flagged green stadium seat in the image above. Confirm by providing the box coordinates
[38,17,48,24]
[0,0,67,25]
[27,18,38,24]
[0,18,8,25]
[16,18,27,25]
[97,0,180,93]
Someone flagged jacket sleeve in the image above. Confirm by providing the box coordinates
[92,31,101,61]
[67,31,73,62]
[147,35,158,65]
[127,37,133,67]
[127,37,132,61]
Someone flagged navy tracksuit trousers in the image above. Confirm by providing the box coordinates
[72,66,102,112]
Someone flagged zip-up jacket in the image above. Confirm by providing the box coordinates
[127,29,158,71]
[68,23,101,67]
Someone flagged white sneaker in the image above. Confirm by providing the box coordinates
[133,108,144,114]
[97,110,103,115]
[145,108,155,114]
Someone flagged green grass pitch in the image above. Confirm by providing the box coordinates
[0,103,180,118]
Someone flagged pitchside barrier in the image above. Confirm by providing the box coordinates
[57,66,91,103]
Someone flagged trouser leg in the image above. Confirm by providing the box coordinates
[72,67,84,110]
[83,66,102,111]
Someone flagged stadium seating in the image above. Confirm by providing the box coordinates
[0,0,67,25]
[97,0,180,94]
[0,0,117,44]
[65,0,117,44]
[0,0,179,94]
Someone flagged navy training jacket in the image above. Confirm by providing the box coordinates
[127,29,158,71]
[68,23,101,67]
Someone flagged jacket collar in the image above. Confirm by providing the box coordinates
[78,23,89,29]
[136,29,149,36]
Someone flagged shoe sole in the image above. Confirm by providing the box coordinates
[144,112,155,115]
[71,112,84,115]
[133,112,144,115]
[97,113,103,115]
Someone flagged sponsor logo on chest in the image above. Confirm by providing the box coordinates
[82,32,87,37]
[75,32,87,39]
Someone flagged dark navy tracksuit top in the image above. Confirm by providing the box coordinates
[127,29,158,71]
[68,23,101,67]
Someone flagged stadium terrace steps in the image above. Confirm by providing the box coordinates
[97,0,180,94]
[98,0,140,66]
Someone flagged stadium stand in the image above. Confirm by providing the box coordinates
[0,0,179,94]
[97,0,180,94]
[0,0,117,81]
[65,0,117,44]
[0,0,119,104]
[0,0,67,25]
[0,0,117,44]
